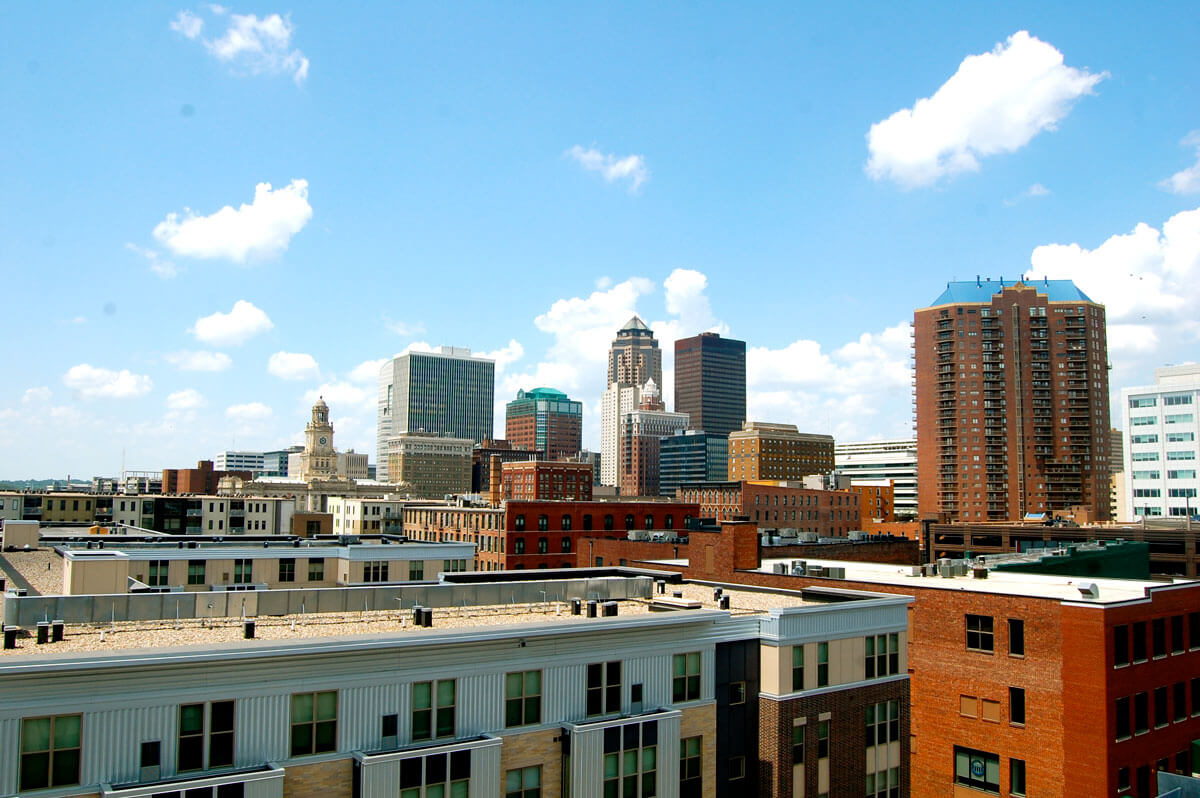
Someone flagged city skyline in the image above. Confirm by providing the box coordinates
[2,4,1199,476]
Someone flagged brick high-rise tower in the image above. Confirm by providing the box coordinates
[914,278,1111,522]
[607,316,662,388]
[674,332,746,439]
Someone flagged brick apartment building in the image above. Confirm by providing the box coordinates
[851,482,896,523]
[914,279,1112,522]
[162,460,253,494]
[727,422,835,482]
[675,481,862,536]
[627,519,1200,798]
[470,439,542,493]
[504,387,583,460]
[501,460,593,502]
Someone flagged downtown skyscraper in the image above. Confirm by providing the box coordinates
[673,332,746,439]
[914,278,1111,522]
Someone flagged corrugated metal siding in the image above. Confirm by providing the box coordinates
[544,663,585,723]
[237,694,290,764]
[471,744,501,798]
[357,739,501,798]
[0,717,18,796]
[568,724,604,798]
[761,603,907,643]
[625,653,672,711]
[459,672,503,737]
[654,713,681,798]
[82,705,176,785]
[341,683,403,752]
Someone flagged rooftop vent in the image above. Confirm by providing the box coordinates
[1076,582,1099,599]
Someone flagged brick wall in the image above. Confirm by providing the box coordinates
[679,704,719,798]
[498,728,563,795]
[282,757,353,798]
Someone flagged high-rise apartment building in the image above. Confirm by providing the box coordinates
[377,347,495,482]
[1122,364,1200,520]
[601,384,640,487]
[914,279,1111,522]
[607,316,662,387]
[727,422,834,481]
[673,332,746,439]
[835,438,918,520]
[619,383,690,496]
[504,387,583,459]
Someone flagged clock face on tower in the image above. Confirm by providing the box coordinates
[319,436,328,446]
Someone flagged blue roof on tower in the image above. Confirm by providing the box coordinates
[928,279,1094,307]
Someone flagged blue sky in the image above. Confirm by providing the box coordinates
[2,2,1199,477]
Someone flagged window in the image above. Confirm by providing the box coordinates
[290,691,337,756]
[400,750,471,798]
[561,515,572,531]
[233,558,251,584]
[1010,758,1026,797]
[412,680,455,741]
[178,700,234,771]
[866,700,899,747]
[954,746,999,793]
[308,558,324,581]
[867,767,899,798]
[537,514,548,531]
[365,561,391,582]
[817,642,829,687]
[602,720,657,798]
[604,514,614,531]
[506,765,541,798]
[730,681,746,705]
[187,560,206,585]
[1133,621,1147,662]
[680,736,702,798]
[561,537,572,553]
[624,514,635,530]
[1115,697,1130,739]
[1175,681,1187,722]
[514,538,526,555]
[817,720,829,759]
[792,645,804,691]
[966,614,994,652]
[148,559,169,587]
[673,652,701,702]
[587,661,622,716]
[505,670,541,728]
[1009,687,1025,725]
[1168,432,1196,443]
[514,514,525,531]
[19,714,81,791]
[866,633,900,678]
[278,558,295,583]
[1008,619,1024,656]
[537,537,548,554]
[1191,613,1200,650]
[1155,686,1169,728]
[1134,691,1149,734]
[409,561,424,581]
[729,755,745,780]
[791,723,805,764]
[1153,618,1167,658]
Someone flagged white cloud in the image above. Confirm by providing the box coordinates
[567,146,649,192]
[303,381,375,412]
[190,300,273,346]
[1027,182,1051,197]
[226,402,273,421]
[348,358,388,384]
[166,389,206,410]
[866,31,1106,188]
[385,319,426,337]
[22,387,52,404]
[165,350,233,372]
[478,339,525,375]
[62,364,153,399]
[171,8,309,84]
[126,242,179,278]
[267,351,320,381]
[153,179,312,262]
[169,10,204,38]
[1160,131,1200,195]
[398,341,438,356]
[1026,205,1200,390]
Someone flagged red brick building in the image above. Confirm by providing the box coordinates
[500,460,593,501]
[161,460,252,494]
[914,280,1111,523]
[675,480,861,535]
[659,519,1200,798]
[503,387,582,459]
[851,482,895,522]
[504,499,698,570]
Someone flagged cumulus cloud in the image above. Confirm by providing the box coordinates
[567,146,649,192]
[1026,205,1200,378]
[267,351,320,381]
[165,350,233,372]
[303,381,375,412]
[348,358,388,384]
[166,389,206,410]
[62,364,153,399]
[226,402,273,421]
[478,340,525,375]
[1160,131,1200,195]
[153,179,312,262]
[22,387,52,404]
[171,7,309,84]
[190,300,273,346]
[866,31,1105,187]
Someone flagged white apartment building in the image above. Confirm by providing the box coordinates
[1122,364,1200,520]
[214,450,267,472]
[600,383,640,487]
[834,438,918,519]
[327,496,410,534]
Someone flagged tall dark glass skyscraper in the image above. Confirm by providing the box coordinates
[377,347,495,482]
[673,332,746,439]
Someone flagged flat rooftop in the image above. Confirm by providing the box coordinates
[0,582,817,659]
[754,556,1183,604]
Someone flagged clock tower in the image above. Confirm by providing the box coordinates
[300,397,337,479]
